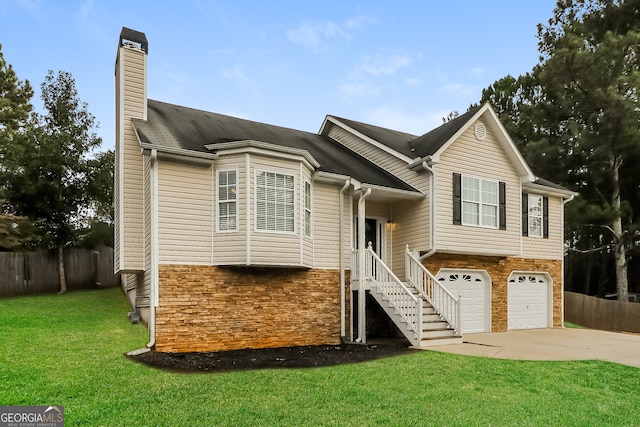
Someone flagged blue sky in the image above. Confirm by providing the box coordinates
[1,0,557,151]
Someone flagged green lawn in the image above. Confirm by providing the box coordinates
[1,288,639,426]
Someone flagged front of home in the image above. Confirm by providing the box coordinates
[115,28,575,353]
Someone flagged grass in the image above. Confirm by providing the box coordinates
[564,321,587,329]
[1,288,640,426]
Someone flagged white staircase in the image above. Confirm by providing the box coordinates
[354,244,462,348]
[370,284,462,347]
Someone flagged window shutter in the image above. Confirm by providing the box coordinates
[499,182,506,230]
[522,193,528,236]
[543,196,549,239]
[453,173,461,225]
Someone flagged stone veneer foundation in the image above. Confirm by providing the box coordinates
[423,254,563,332]
[154,265,342,353]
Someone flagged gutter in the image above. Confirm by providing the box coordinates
[339,179,351,339]
[419,160,437,261]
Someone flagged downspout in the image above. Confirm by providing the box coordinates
[147,149,158,349]
[339,179,351,339]
[420,161,437,261]
[560,192,576,328]
[357,188,372,343]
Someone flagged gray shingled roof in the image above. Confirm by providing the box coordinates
[329,107,481,160]
[327,116,418,158]
[407,107,481,158]
[132,100,418,192]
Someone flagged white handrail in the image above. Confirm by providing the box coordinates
[355,245,422,342]
[405,245,461,335]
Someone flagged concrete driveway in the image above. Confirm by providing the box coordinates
[428,328,640,368]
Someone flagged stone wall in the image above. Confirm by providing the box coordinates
[155,265,342,353]
[422,254,563,332]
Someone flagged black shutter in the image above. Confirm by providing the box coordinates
[499,182,506,230]
[543,196,549,239]
[522,193,528,236]
[453,173,461,225]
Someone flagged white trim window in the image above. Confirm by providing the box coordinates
[217,169,238,232]
[304,180,312,237]
[528,194,543,238]
[256,171,295,232]
[462,176,498,228]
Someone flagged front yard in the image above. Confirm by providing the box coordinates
[1,287,639,426]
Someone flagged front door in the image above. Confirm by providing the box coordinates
[355,217,384,257]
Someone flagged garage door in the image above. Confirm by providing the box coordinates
[436,270,490,334]
[508,273,549,330]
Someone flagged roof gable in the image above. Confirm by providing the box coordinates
[412,103,535,182]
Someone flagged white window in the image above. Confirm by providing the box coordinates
[528,194,543,238]
[217,170,237,232]
[462,176,498,228]
[304,181,312,237]
[256,171,295,232]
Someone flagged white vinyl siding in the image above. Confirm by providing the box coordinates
[435,120,520,256]
[304,180,312,238]
[115,45,146,271]
[217,169,238,232]
[255,170,295,233]
[462,176,498,228]
[522,195,564,260]
[157,160,213,264]
[213,156,247,265]
[528,194,543,238]
[327,124,430,265]
[143,155,151,270]
[313,182,347,269]
[326,125,424,189]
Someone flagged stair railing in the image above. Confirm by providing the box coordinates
[405,245,461,336]
[361,243,422,343]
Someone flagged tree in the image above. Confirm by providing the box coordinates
[2,70,102,292]
[0,208,38,251]
[0,45,38,251]
[536,0,640,301]
[0,43,33,139]
[478,0,640,299]
[79,149,114,248]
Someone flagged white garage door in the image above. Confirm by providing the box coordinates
[508,273,550,330]
[437,270,490,334]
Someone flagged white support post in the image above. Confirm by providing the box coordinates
[357,188,371,343]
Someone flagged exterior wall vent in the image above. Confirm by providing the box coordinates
[475,122,487,141]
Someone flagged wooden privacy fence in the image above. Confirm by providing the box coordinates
[0,247,118,298]
[564,291,640,334]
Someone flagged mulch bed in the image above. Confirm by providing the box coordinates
[128,339,413,373]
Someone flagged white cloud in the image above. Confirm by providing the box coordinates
[286,15,374,51]
[343,14,377,30]
[361,52,413,76]
[471,67,486,77]
[78,0,93,18]
[286,21,349,51]
[339,80,381,101]
[439,83,476,97]
[221,65,250,84]
[405,77,422,86]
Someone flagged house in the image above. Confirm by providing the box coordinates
[115,28,576,353]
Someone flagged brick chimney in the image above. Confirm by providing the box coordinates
[114,27,148,273]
